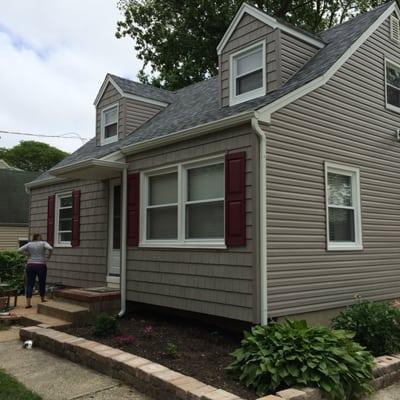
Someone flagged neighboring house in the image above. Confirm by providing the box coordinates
[0,161,38,249]
[26,2,400,325]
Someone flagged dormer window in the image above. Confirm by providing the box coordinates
[385,59,400,113]
[101,104,119,145]
[230,41,266,106]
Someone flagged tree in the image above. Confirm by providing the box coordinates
[116,0,388,90]
[1,141,68,172]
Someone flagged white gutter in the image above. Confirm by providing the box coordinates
[251,117,268,325]
[118,167,128,318]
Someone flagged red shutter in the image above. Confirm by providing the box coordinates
[47,195,55,246]
[225,152,246,246]
[127,172,140,246]
[71,190,81,247]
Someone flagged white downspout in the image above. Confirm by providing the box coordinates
[118,167,128,318]
[251,117,268,325]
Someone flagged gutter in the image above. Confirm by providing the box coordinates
[251,116,268,326]
[118,167,128,318]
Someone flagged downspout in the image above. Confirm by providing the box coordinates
[118,167,128,318]
[251,116,268,325]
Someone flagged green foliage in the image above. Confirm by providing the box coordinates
[93,314,120,337]
[0,369,42,400]
[165,342,178,358]
[0,250,26,292]
[228,320,374,399]
[116,0,387,90]
[332,300,400,356]
[2,141,68,172]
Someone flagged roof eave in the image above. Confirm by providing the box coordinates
[121,110,255,156]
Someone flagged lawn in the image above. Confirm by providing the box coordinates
[0,369,42,400]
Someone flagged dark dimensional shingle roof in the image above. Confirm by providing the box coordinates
[0,169,39,224]
[31,1,395,185]
[109,74,177,104]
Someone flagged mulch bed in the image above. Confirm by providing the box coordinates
[59,310,257,399]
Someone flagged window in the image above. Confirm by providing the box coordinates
[325,163,362,251]
[101,104,118,145]
[141,157,225,247]
[55,193,72,246]
[386,60,400,112]
[230,41,266,105]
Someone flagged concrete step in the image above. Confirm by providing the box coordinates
[19,312,71,328]
[37,301,90,324]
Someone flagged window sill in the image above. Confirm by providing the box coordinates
[327,243,363,251]
[385,103,400,114]
[100,136,118,146]
[139,241,227,250]
[54,243,72,248]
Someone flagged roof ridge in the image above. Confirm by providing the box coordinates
[108,73,177,95]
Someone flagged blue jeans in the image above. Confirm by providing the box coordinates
[26,264,47,298]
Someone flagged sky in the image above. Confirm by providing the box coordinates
[0,0,142,153]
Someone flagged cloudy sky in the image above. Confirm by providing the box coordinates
[0,0,142,153]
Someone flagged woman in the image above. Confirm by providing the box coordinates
[18,233,53,308]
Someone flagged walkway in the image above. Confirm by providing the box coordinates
[0,339,151,400]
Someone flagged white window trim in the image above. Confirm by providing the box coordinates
[54,192,72,248]
[229,40,266,106]
[100,103,119,145]
[325,162,363,251]
[140,155,226,249]
[385,58,400,114]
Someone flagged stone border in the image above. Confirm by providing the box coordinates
[20,326,400,400]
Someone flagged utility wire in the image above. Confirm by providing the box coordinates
[0,129,89,143]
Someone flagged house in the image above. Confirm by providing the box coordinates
[26,1,400,326]
[0,161,38,249]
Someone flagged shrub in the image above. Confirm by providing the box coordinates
[165,342,178,358]
[227,320,374,400]
[0,250,26,292]
[93,314,119,337]
[332,300,400,356]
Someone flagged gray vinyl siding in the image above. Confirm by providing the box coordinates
[219,13,278,107]
[95,83,124,145]
[125,124,259,322]
[266,15,400,318]
[123,97,164,136]
[280,32,319,84]
[29,180,108,287]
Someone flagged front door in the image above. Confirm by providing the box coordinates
[108,179,121,278]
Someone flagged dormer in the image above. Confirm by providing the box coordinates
[218,3,324,107]
[94,74,174,146]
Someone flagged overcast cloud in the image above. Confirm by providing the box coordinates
[0,0,141,153]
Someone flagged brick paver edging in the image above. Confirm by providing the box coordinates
[20,326,400,400]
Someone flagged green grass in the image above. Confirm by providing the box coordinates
[0,323,9,331]
[0,369,42,400]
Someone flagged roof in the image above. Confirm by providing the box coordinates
[0,169,39,224]
[31,1,397,186]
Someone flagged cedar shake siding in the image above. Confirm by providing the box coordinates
[265,15,400,318]
[29,180,108,287]
[125,124,259,322]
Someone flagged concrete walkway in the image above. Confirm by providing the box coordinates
[0,339,151,400]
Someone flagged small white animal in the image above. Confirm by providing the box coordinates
[22,340,33,349]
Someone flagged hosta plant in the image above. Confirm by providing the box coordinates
[227,320,374,400]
